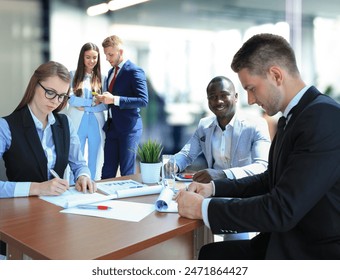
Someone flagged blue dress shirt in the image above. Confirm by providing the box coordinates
[0,107,90,198]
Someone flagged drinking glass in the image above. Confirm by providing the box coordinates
[162,155,176,191]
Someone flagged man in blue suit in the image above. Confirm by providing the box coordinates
[176,34,340,259]
[97,35,148,178]
[174,76,271,183]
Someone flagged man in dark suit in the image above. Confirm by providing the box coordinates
[97,35,148,178]
[175,33,340,259]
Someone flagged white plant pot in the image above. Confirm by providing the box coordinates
[140,162,162,184]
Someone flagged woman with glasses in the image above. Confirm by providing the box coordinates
[66,42,107,181]
[0,61,96,198]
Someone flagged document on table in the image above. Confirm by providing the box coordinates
[40,180,163,208]
[155,188,178,213]
[97,179,163,198]
[61,200,155,222]
[39,187,116,208]
[62,188,177,222]
[41,180,178,221]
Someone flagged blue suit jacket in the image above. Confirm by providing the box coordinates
[175,113,271,179]
[105,60,148,133]
[211,87,340,259]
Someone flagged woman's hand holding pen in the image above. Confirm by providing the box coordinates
[29,178,69,196]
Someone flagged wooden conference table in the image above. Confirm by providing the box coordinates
[0,174,208,260]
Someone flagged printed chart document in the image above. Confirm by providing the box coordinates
[61,200,155,222]
[39,187,116,208]
[97,179,163,198]
[155,188,178,213]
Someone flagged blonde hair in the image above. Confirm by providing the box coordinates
[102,35,123,49]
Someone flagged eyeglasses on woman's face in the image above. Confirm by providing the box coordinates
[38,81,69,103]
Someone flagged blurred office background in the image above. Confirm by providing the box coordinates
[1,0,340,154]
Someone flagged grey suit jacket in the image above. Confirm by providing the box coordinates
[174,113,271,179]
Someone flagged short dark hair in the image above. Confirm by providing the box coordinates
[231,33,300,77]
[206,76,235,93]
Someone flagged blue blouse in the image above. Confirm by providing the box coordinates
[0,106,90,198]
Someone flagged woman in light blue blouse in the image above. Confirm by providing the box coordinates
[0,61,96,198]
[66,42,107,180]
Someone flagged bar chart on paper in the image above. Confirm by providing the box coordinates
[96,179,163,198]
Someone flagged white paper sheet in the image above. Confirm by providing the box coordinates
[61,200,155,222]
[40,182,163,209]
[41,183,178,222]
[39,187,117,208]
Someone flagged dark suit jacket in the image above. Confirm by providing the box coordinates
[210,86,340,259]
[105,59,148,134]
[3,106,70,181]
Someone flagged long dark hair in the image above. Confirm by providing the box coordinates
[73,42,102,97]
[15,61,70,112]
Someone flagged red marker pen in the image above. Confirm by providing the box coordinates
[77,204,112,210]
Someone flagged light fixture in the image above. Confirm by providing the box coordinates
[87,3,109,16]
[87,0,150,16]
[108,0,150,12]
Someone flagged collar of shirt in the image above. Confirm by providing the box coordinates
[109,60,126,83]
[27,105,56,130]
[115,60,126,75]
[212,114,236,130]
[283,85,310,118]
[84,72,92,79]
[118,59,126,68]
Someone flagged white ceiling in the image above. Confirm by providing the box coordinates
[64,0,340,31]
[76,0,340,17]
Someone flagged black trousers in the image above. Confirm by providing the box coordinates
[199,233,270,260]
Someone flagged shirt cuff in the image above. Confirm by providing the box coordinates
[223,169,235,179]
[76,173,91,181]
[202,198,212,229]
[211,180,216,196]
[14,182,31,197]
[113,95,120,106]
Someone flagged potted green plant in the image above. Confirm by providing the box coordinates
[137,139,163,184]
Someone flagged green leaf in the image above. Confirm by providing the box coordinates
[136,139,163,163]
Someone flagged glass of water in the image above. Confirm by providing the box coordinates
[162,154,176,191]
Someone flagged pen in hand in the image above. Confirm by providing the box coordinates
[50,169,60,179]
[49,168,69,194]
[77,204,112,210]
